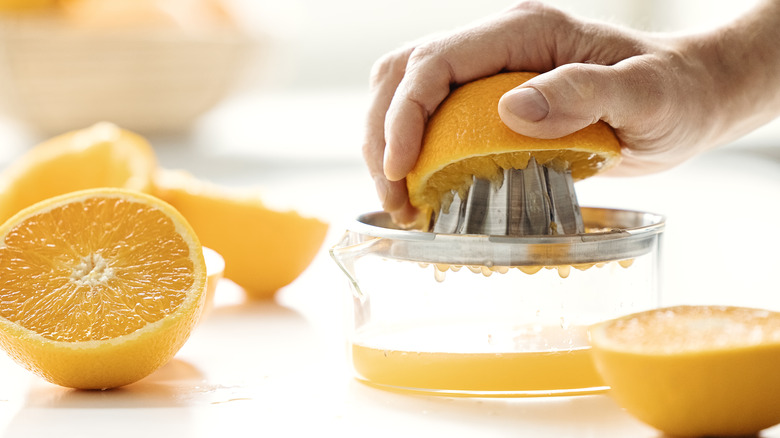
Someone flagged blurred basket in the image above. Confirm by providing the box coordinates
[0,17,252,134]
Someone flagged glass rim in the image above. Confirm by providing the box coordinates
[343,207,665,266]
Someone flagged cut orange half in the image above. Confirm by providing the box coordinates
[590,305,780,437]
[153,169,328,299]
[0,122,157,224]
[406,72,621,226]
[0,188,206,389]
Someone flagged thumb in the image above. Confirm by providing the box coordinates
[498,64,626,139]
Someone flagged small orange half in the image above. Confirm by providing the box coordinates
[590,305,780,437]
[0,122,156,224]
[153,169,328,299]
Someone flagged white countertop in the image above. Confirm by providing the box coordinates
[0,90,779,437]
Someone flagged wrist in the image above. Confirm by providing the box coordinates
[685,0,780,146]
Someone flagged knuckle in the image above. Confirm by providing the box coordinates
[557,64,599,100]
[508,1,548,13]
[504,1,573,46]
[406,40,442,66]
[369,47,414,89]
[507,0,564,20]
[408,39,454,76]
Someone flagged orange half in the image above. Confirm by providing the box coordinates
[153,169,328,298]
[590,305,780,436]
[0,188,206,389]
[0,122,156,224]
[406,72,621,226]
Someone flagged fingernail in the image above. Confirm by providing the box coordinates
[373,177,388,207]
[503,87,549,122]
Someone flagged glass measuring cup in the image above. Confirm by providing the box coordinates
[330,207,664,397]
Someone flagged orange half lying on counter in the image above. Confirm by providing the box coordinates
[154,170,329,299]
[0,188,206,389]
[590,305,780,437]
[0,122,156,224]
[0,122,328,300]
[406,71,621,227]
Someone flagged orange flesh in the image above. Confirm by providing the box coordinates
[0,197,194,342]
[420,150,606,220]
[598,306,780,354]
[0,123,156,225]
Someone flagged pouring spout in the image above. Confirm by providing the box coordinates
[329,232,385,299]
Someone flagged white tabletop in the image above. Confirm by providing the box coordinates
[0,89,779,437]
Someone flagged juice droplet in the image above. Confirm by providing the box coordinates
[557,265,571,278]
[480,266,493,277]
[619,259,635,268]
[518,266,542,275]
[450,265,462,272]
[433,267,447,283]
[495,266,509,275]
[467,265,482,274]
[573,263,594,272]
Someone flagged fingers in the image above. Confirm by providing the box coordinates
[380,2,574,181]
[362,47,414,213]
[365,0,695,224]
[382,89,430,182]
[379,2,623,181]
[366,10,534,220]
[382,30,516,181]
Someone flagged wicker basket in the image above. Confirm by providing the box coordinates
[0,17,252,134]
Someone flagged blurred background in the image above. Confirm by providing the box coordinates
[0,0,777,308]
[0,0,774,159]
[233,0,761,90]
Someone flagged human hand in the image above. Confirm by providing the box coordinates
[363,0,780,225]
